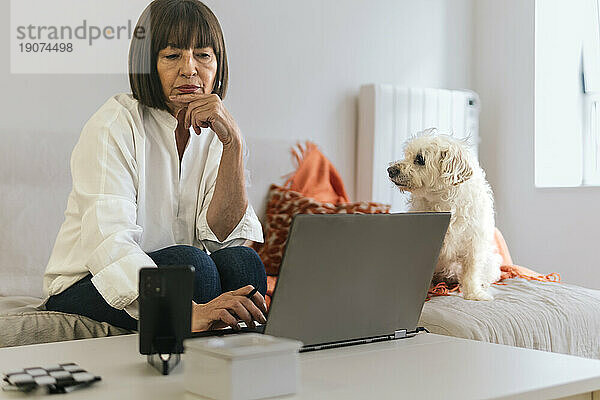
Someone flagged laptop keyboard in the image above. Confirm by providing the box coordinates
[189,323,265,338]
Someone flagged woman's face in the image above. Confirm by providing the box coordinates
[157,45,218,114]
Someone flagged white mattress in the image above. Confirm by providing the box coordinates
[418,278,600,359]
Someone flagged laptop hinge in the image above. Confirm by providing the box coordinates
[394,329,407,339]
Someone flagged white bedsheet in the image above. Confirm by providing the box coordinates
[418,278,600,359]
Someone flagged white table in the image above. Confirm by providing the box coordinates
[1,333,600,400]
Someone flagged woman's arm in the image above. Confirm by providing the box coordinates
[169,93,251,242]
[206,136,248,242]
[71,109,156,315]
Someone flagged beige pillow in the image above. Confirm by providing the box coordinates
[0,296,132,348]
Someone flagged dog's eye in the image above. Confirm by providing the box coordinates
[414,153,425,166]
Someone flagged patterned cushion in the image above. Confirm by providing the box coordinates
[253,185,390,275]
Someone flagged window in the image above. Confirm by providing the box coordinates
[535,0,600,187]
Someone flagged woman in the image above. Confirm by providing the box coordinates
[43,0,267,332]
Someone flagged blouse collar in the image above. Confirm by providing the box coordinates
[148,106,178,131]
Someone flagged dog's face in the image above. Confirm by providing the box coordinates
[387,134,473,194]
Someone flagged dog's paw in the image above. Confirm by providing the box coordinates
[462,288,494,301]
[463,290,494,301]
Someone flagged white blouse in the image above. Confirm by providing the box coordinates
[42,93,263,318]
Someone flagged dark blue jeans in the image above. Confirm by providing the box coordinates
[45,245,267,331]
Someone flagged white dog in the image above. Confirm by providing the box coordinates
[387,130,501,300]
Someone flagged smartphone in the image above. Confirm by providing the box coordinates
[138,266,194,356]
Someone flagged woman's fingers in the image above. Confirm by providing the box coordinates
[227,302,254,327]
[230,285,267,321]
[251,291,267,314]
[225,295,266,326]
[185,100,215,129]
[234,285,267,314]
[191,109,215,132]
[170,94,240,145]
[238,296,267,324]
[171,93,217,128]
[192,302,235,332]
[215,308,239,330]
[232,284,256,295]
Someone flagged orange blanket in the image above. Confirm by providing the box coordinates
[266,230,562,307]
[427,229,560,300]
[284,141,350,204]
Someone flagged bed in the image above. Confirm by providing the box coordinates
[419,278,600,359]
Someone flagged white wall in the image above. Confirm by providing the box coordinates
[0,0,474,296]
[204,0,474,208]
[0,2,133,296]
[473,0,600,289]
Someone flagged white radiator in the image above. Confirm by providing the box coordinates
[356,85,480,212]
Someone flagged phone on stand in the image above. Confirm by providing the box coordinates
[138,266,194,375]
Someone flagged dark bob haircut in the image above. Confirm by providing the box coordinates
[129,0,228,112]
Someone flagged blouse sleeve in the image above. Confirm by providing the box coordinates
[72,108,156,313]
[196,135,264,253]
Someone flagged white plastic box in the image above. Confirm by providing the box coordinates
[184,334,303,400]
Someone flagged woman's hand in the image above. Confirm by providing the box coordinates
[191,285,267,332]
[168,93,241,148]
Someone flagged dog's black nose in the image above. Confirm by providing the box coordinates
[387,166,400,179]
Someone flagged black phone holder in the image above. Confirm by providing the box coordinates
[138,266,195,375]
[146,336,183,375]
[147,352,181,375]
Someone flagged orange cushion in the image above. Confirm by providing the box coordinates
[493,228,513,266]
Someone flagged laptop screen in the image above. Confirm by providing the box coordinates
[264,213,450,347]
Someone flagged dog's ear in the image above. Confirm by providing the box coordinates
[440,147,473,186]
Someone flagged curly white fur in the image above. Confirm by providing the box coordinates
[387,130,501,300]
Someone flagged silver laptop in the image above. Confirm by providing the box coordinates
[263,212,450,351]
